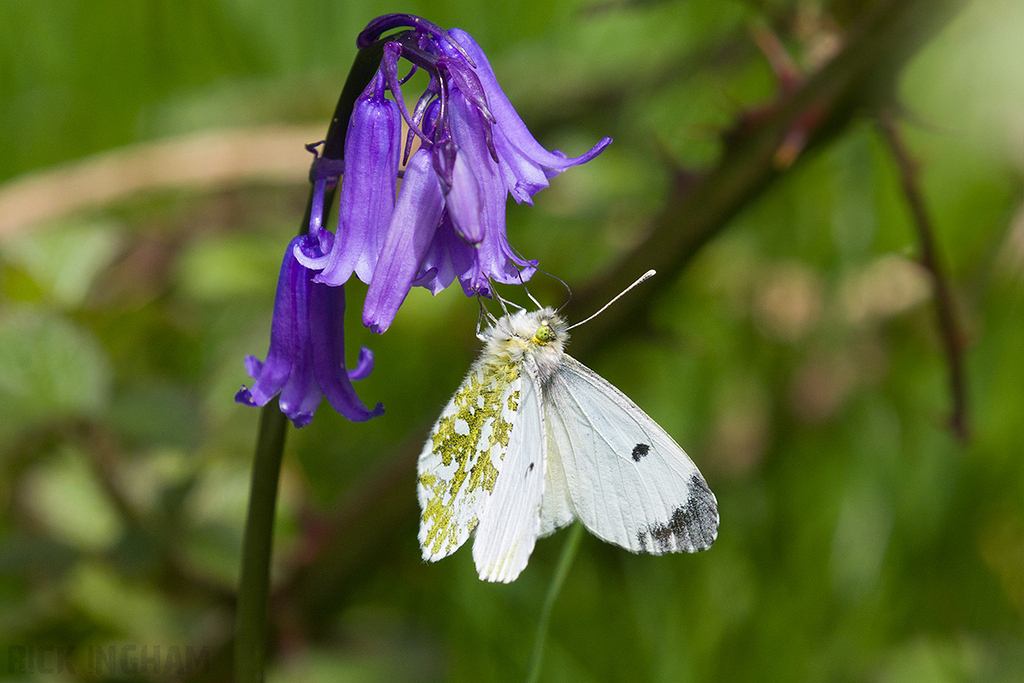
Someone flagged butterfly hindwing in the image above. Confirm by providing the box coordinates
[538,429,575,537]
[472,357,546,583]
[417,360,523,562]
[544,355,719,554]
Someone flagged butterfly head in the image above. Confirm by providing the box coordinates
[532,322,558,344]
[480,307,568,379]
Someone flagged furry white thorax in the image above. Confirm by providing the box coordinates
[478,307,569,383]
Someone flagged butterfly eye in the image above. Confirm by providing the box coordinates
[533,324,556,344]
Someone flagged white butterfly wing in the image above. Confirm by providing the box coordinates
[544,355,718,554]
[472,359,546,582]
[417,363,521,562]
[539,426,574,537]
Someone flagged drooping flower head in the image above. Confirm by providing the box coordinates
[236,232,384,427]
[296,14,612,333]
[238,14,610,427]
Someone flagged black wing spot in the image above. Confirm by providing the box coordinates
[631,443,650,462]
[527,462,535,475]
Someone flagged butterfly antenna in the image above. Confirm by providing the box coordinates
[567,270,656,330]
[517,272,544,310]
[475,297,496,338]
[524,287,543,309]
[475,298,484,330]
[520,265,572,312]
[493,286,515,319]
[541,269,573,313]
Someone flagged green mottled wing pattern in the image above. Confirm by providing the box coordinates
[417,359,523,561]
[472,358,546,582]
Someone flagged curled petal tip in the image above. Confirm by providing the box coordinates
[293,246,330,270]
[243,355,263,379]
[288,411,315,429]
[335,401,386,423]
[235,387,258,406]
[352,402,386,422]
[348,347,376,381]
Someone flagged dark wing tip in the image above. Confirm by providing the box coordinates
[635,475,719,554]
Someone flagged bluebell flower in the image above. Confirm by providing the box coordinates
[236,232,384,427]
[239,14,610,425]
[297,69,401,288]
[295,14,612,333]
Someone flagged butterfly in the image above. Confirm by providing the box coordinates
[417,299,719,583]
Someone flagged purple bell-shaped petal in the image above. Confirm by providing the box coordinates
[298,71,401,286]
[442,28,612,204]
[362,148,446,333]
[237,236,384,426]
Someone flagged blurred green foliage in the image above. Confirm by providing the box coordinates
[1,0,1022,681]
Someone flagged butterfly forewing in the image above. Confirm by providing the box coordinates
[472,358,547,582]
[417,360,523,562]
[544,355,719,554]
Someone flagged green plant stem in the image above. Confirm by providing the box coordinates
[232,39,387,683]
[526,523,584,683]
[876,110,969,441]
[235,403,288,683]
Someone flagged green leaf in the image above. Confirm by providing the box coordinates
[1,219,121,307]
[20,447,124,552]
[0,307,112,441]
